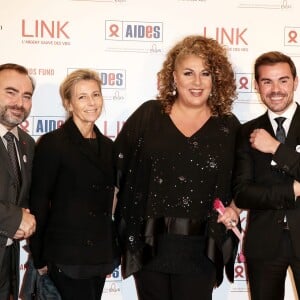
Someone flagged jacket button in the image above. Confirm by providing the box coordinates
[89,211,96,217]
[282,165,289,171]
[92,184,100,191]
[86,240,94,246]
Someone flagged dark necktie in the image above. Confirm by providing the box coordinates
[275,117,286,144]
[4,132,22,194]
[274,117,288,228]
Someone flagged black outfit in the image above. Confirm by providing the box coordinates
[233,104,300,300]
[114,100,240,299]
[29,118,120,300]
[134,268,216,300]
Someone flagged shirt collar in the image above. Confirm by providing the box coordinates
[0,123,19,141]
[268,101,297,121]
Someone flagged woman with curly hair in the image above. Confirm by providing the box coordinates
[114,35,241,300]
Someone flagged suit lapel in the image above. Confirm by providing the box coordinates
[16,132,28,185]
[64,118,103,170]
[286,104,300,147]
[256,112,274,135]
[15,128,32,204]
[0,136,16,180]
[77,138,102,168]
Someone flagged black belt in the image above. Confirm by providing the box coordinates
[145,217,207,237]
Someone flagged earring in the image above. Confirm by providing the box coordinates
[172,82,177,96]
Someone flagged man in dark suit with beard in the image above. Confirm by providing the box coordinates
[0,63,36,299]
[233,51,300,300]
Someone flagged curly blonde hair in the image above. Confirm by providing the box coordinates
[157,35,237,116]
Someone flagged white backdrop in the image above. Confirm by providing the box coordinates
[1,0,300,298]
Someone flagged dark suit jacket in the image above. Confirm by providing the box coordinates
[233,104,300,259]
[29,118,118,271]
[0,127,35,297]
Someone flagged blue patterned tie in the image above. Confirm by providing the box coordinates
[275,117,286,144]
[4,132,22,195]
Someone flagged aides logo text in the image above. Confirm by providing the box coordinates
[105,20,162,42]
[20,117,65,136]
[67,68,126,90]
[99,69,126,89]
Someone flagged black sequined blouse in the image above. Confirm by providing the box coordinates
[114,100,240,285]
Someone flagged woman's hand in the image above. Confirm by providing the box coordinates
[217,206,239,230]
[37,266,48,275]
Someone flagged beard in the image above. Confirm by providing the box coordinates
[0,104,30,129]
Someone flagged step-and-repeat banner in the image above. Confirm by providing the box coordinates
[1,0,300,299]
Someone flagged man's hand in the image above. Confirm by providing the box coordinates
[13,229,25,239]
[294,180,300,198]
[249,128,280,154]
[14,208,36,239]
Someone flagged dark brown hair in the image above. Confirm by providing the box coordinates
[254,51,297,82]
[0,63,35,91]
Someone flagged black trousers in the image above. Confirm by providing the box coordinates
[0,245,17,300]
[48,264,106,300]
[247,230,300,300]
[133,267,216,300]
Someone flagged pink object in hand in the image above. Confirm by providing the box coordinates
[213,198,246,263]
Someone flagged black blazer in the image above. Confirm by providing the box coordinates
[29,118,118,270]
[0,127,35,299]
[0,128,35,244]
[233,104,300,259]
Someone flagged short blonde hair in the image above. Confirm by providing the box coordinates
[60,69,102,115]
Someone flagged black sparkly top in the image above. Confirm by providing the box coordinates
[114,100,240,282]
